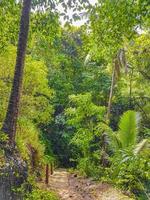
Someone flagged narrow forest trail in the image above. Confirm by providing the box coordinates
[47,169,92,200]
[44,169,133,200]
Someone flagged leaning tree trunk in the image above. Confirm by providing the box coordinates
[0,1,31,199]
[102,61,116,167]
[1,0,32,145]
[106,65,116,121]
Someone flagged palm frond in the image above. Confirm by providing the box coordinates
[113,133,123,149]
[118,110,141,148]
[84,53,91,65]
[134,139,149,155]
[107,130,122,150]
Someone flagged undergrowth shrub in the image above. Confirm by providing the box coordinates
[16,175,59,200]
[102,149,150,199]
[16,117,45,173]
[77,157,100,178]
[25,189,59,200]
[68,109,150,199]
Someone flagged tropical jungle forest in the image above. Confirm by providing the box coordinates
[0,0,149,199]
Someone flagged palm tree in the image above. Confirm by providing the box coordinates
[1,0,32,146]
[106,49,128,121]
[84,48,129,122]
[0,1,32,199]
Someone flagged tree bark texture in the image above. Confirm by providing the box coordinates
[1,0,32,144]
[0,1,31,199]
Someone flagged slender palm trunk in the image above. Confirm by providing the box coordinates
[129,68,133,108]
[1,0,32,144]
[106,65,116,121]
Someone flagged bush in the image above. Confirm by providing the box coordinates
[16,118,45,171]
[77,157,102,179]
[25,189,59,200]
[104,150,150,198]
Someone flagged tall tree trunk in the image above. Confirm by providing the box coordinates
[106,65,116,121]
[1,0,32,145]
[0,1,31,199]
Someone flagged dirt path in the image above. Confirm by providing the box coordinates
[46,169,133,200]
[47,169,91,200]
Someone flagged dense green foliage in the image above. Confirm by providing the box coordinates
[0,0,149,199]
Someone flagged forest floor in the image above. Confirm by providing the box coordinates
[40,169,134,200]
